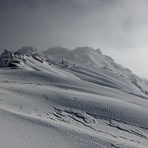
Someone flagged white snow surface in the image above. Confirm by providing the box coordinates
[0,46,148,147]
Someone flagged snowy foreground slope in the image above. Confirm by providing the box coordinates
[0,47,148,147]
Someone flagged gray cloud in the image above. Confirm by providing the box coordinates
[1,0,148,50]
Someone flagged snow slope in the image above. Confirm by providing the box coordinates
[0,46,148,147]
[44,46,148,94]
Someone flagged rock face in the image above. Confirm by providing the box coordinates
[0,47,44,68]
[0,49,24,67]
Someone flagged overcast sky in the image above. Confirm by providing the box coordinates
[0,0,148,78]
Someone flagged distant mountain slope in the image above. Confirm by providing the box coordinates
[43,46,148,95]
[0,46,147,95]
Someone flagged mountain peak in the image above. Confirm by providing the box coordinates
[95,48,102,55]
[17,46,37,55]
[43,46,70,55]
[74,46,94,52]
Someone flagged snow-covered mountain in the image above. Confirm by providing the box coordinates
[43,46,148,95]
[0,46,148,147]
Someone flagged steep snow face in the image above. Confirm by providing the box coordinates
[72,46,105,66]
[0,46,148,147]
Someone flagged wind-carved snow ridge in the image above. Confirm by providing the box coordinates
[0,46,148,147]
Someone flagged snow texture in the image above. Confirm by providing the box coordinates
[0,46,148,148]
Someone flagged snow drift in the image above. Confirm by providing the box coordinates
[0,46,148,147]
